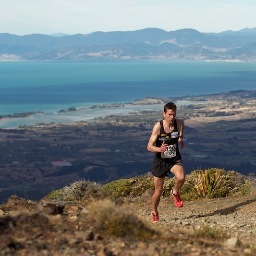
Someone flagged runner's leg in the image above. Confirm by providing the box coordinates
[152,176,164,215]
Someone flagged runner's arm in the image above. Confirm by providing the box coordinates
[177,119,184,149]
[147,122,167,153]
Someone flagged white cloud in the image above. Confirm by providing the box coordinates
[0,0,255,35]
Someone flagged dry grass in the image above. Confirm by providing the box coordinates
[88,199,158,240]
[193,224,230,240]
[194,168,223,198]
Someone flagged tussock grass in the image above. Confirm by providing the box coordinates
[181,169,254,200]
[194,168,223,198]
[88,199,158,240]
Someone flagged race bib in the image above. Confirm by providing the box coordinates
[161,144,177,159]
[170,131,179,138]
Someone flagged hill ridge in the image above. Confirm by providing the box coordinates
[1,27,256,61]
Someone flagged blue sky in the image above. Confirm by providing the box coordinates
[1,0,255,35]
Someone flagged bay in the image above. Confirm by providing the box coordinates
[0,61,255,128]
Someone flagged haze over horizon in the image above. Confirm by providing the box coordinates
[0,0,255,36]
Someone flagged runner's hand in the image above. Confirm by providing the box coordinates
[159,142,167,152]
[178,139,184,149]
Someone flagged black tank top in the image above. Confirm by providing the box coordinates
[155,119,180,159]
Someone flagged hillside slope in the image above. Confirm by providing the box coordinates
[0,172,256,256]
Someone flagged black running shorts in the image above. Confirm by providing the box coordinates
[151,156,182,178]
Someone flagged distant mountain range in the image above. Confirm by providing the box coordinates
[1,28,256,61]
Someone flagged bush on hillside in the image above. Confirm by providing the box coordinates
[181,168,252,200]
[46,180,106,202]
[46,169,254,203]
[102,173,154,199]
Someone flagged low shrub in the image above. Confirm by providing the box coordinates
[46,169,255,203]
[46,180,106,202]
[102,173,154,199]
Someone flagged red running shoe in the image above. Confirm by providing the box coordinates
[171,189,183,208]
[152,212,159,223]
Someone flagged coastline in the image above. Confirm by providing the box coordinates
[1,90,255,129]
[0,98,195,129]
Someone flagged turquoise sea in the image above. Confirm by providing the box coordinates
[0,61,256,127]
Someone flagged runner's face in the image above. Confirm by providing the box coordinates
[163,109,176,123]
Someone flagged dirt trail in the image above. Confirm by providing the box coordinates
[136,193,256,247]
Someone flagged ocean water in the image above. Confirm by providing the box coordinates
[0,61,256,127]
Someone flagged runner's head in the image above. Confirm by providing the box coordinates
[164,102,177,113]
[163,102,177,123]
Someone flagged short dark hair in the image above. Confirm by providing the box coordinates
[164,102,177,113]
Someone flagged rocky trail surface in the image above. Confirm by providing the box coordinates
[137,193,256,251]
[0,193,256,256]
